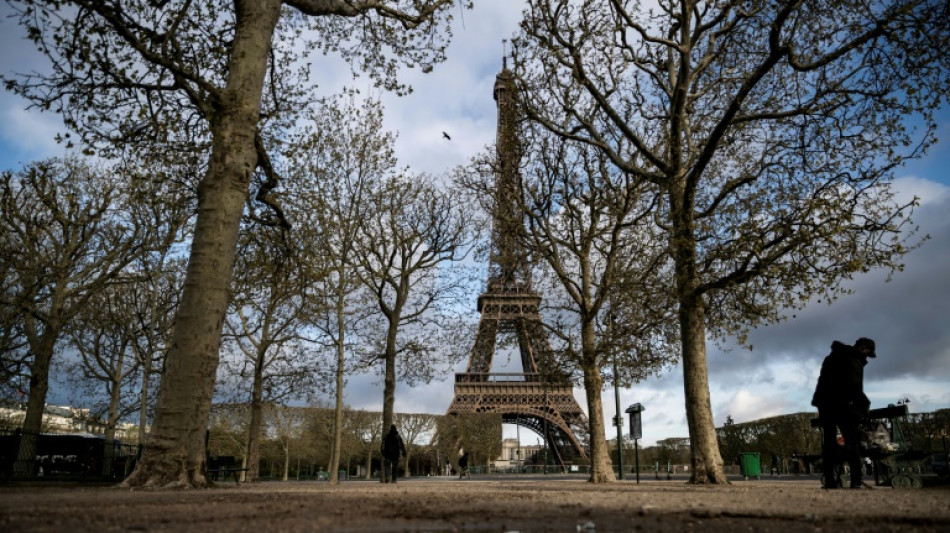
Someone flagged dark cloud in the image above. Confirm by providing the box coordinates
[711,180,950,384]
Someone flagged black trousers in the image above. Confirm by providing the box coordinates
[819,407,863,487]
[383,457,399,482]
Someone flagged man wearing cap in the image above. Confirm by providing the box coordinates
[811,337,876,489]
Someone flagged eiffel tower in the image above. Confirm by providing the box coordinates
[445,58,589,467]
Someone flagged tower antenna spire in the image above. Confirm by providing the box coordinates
[502,39,508,69]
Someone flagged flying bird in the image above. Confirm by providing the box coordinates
[442,131,451,140]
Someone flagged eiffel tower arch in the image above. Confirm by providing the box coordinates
[445,58,589,467]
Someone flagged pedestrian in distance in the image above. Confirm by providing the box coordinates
[458,448,470,480]
[811,337,876,490]
[381,424,406,484]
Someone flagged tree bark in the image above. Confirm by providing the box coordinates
[138,365,151,447]
[380,316,399,482]
[245,359,265,482]
[282,441,290,481]
[102,347,125,476]
[581,317,616,483]
[670,183,727,484]
[16,331,57,475]
[679,294,727,483]
[329,279,346,484]
[122,0,282,488]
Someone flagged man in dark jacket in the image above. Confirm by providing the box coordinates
[381,424,406,483]
[811,337,876,489]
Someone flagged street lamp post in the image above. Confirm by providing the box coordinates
[613,357,624,480]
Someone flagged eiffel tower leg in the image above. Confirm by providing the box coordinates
[465,316,499,377]
[514,319,539,377]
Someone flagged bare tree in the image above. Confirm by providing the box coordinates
[221,223,327,482]
[62,282,141,474]
[511,0,948,483]
[4,0,469,488]
[353,174,474,472]
[0,157,174,474]
[0,262,28,404]
[395,412,437,477]
[208,403,250,461]
[63,160,191,449]
[267,404,308,481]
[347,409,384,480]
[286,93,390,484]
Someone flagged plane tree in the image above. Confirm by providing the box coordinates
[353,174,475,465]
[62,281,142,474]
[436,412,502,473]
[395,412,437,477]
[219,221,327,482]
[511,0,949,483]
[343,409,384,479]
[266,403,308,481]
[0,157,180,473]
[62,163,191,449]
[285,93,390,484]
[4,0,469,488]
[0,271,29,404]
[509,130,679,483]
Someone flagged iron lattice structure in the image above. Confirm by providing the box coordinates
[445,62,589,467]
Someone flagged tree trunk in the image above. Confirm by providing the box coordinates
[329,282,345,484]
[121,0,282,489]
[581,318,615,483]
[380,314,399,482]
[669,183,727,484]
[102,351,125,477]
[245,361,265,482]
[282,442,289,481]
[679,296,727,483]
[138,364,151,447]
[16,330,58,475]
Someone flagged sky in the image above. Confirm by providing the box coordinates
[1,2,948,449]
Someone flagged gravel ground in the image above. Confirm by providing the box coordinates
[1,475,948,532]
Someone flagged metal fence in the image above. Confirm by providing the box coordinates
[0,428,140,482]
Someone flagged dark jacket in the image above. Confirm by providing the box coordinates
[381,427,406,460]
[811,341,870,417]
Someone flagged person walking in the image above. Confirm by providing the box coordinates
[381,424,406,483]
[458,448,470,480]
[811,337,876,489]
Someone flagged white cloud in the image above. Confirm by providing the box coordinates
[0,106,65,163]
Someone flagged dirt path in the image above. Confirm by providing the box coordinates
[2,477,948,532]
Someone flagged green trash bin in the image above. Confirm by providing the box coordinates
[739,452,761,480]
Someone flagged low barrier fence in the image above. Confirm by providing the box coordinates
[0,428,140,482]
